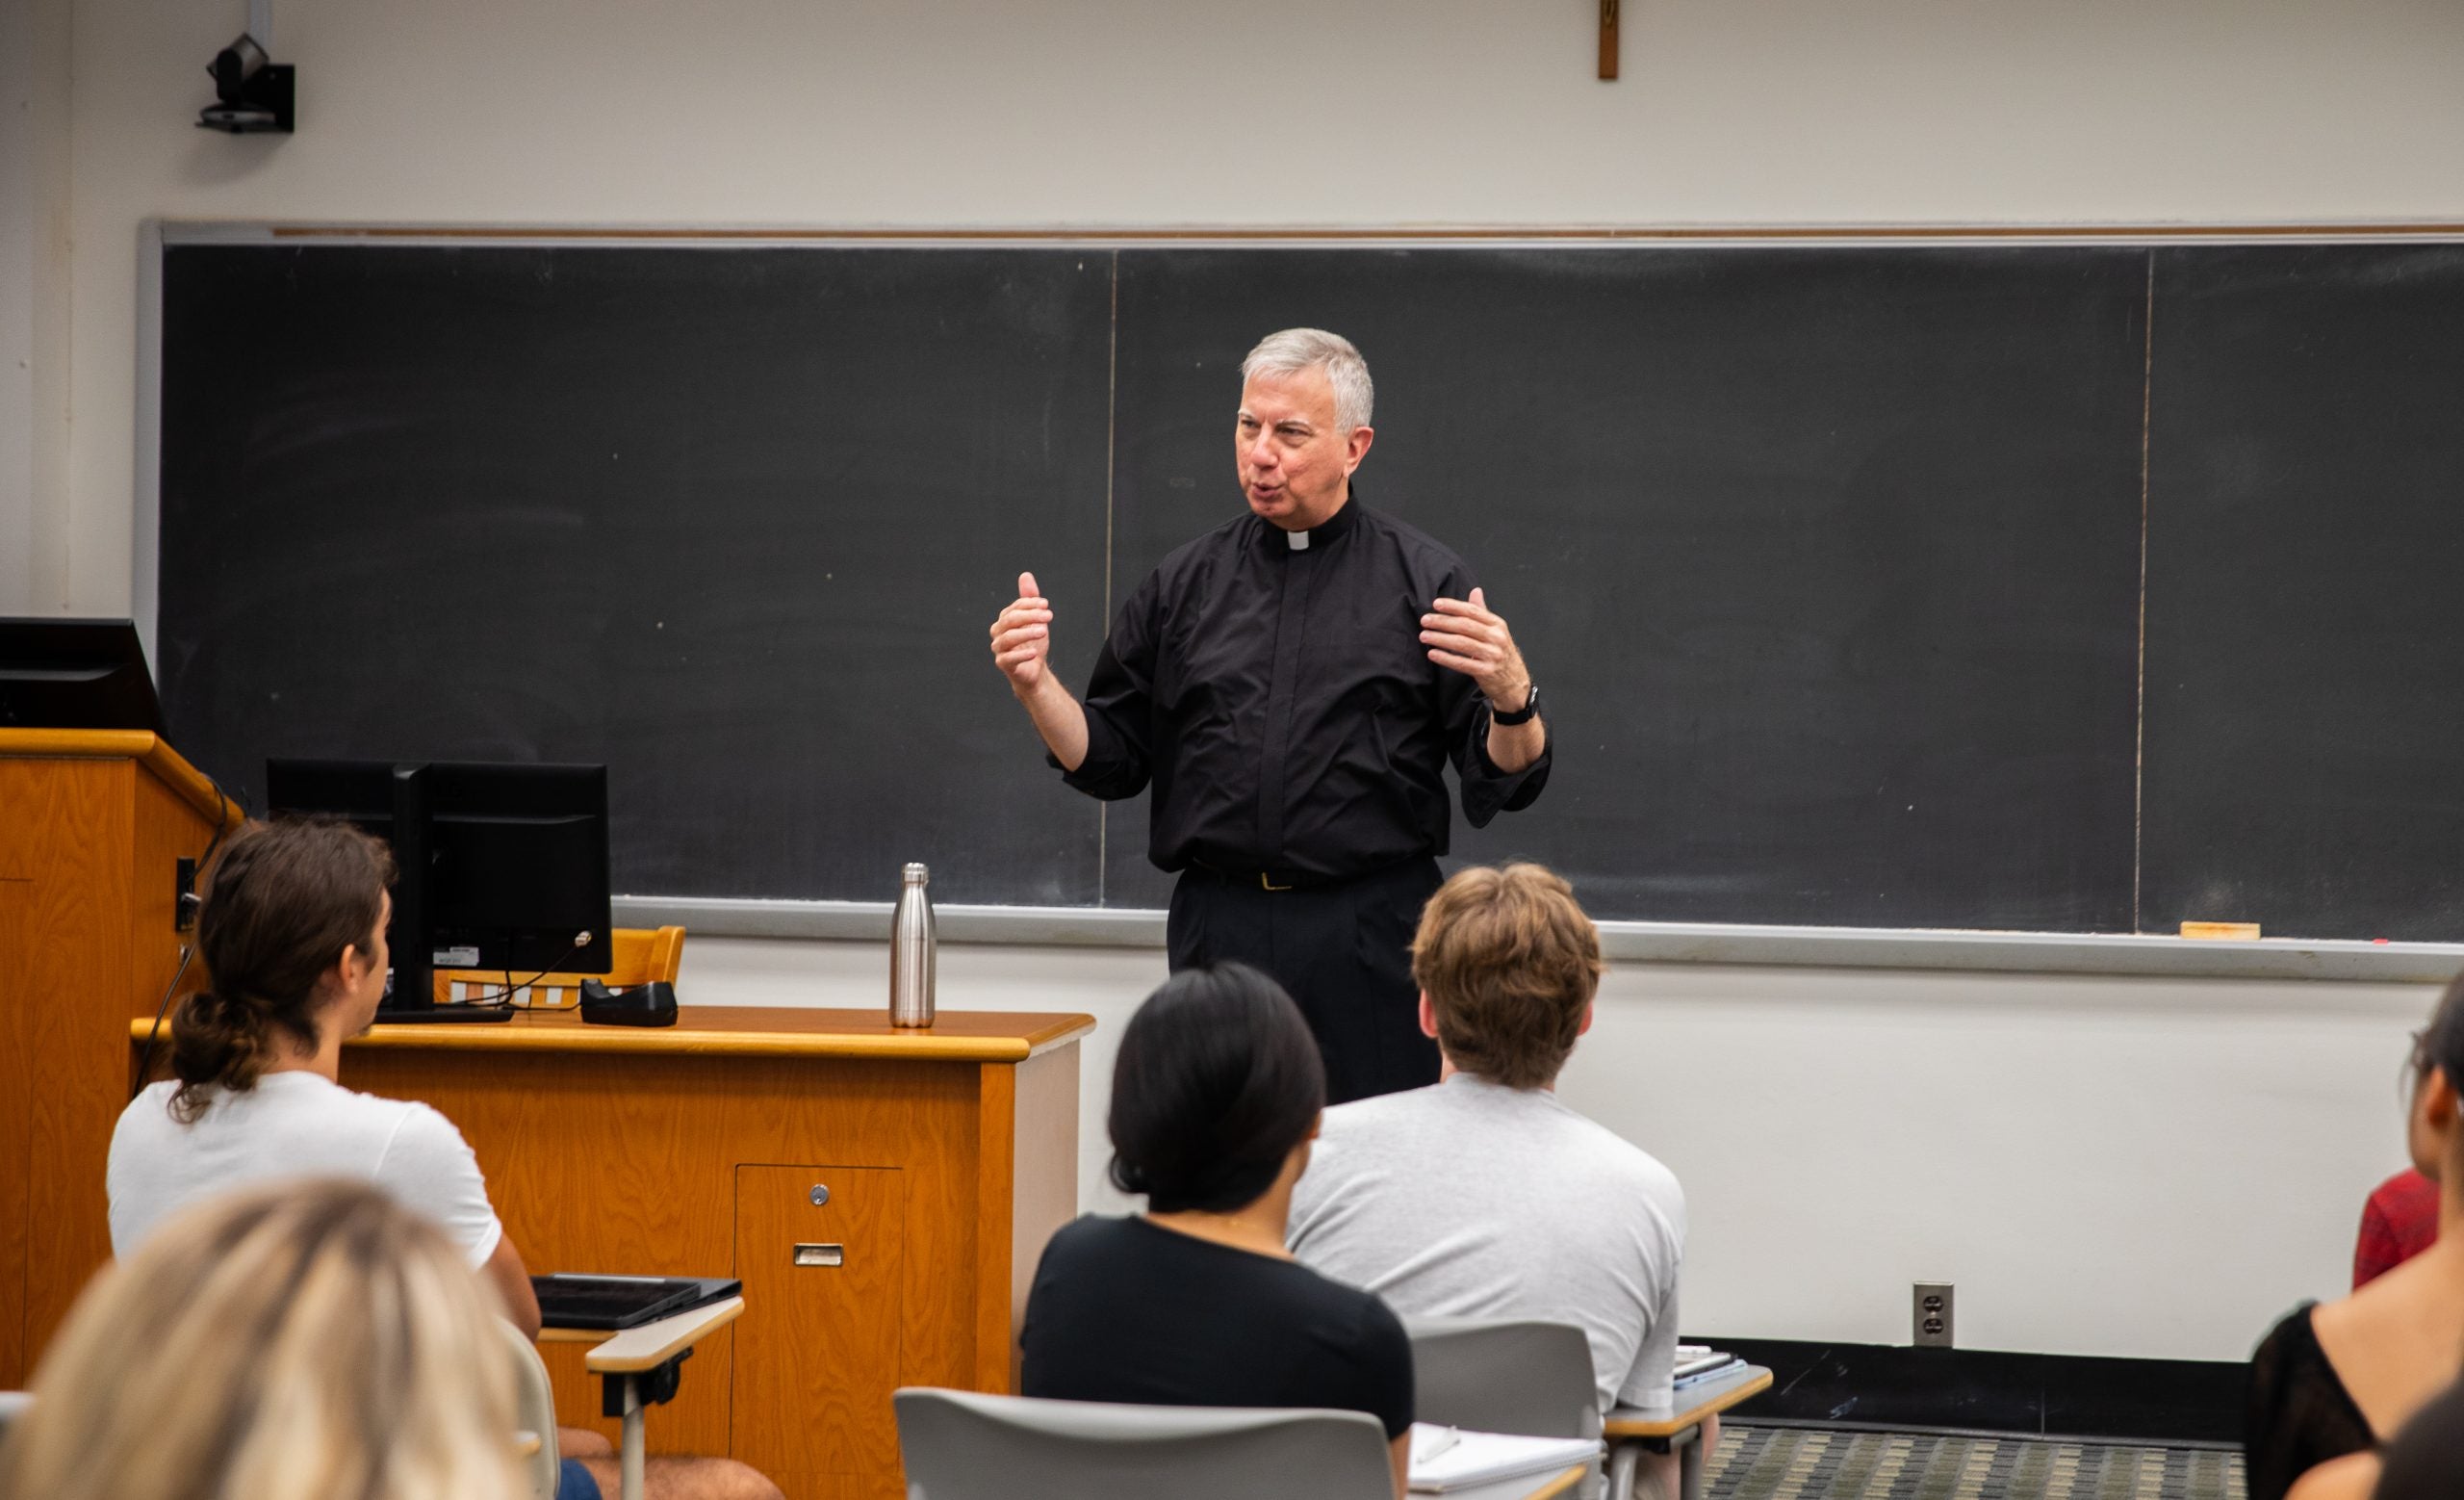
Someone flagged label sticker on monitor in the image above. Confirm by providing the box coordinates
[433,946,481,966]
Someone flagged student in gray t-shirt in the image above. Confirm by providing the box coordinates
[1287,863,1691,1449]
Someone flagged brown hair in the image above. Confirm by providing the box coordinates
[168,817,395,1123]
[0,1178,524,1500]
[1410,863,1604,1090]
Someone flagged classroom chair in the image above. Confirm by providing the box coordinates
[1407,1316,1604,1497]
[435,924,687,1008]
[1405,1315,1601,1441]
[892,1387,1396,1500]
[499,1320,562,1500]
[545,1295,744,1500]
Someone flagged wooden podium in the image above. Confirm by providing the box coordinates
[0,729,241,1387]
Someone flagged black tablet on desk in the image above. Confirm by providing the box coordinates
[532,1274,741,1331]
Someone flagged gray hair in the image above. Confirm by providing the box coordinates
[1241,328,1374,434]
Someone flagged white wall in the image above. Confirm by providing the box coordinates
[0,0,71,615]
[14,0,2461,1361]
[40,0,2464,619]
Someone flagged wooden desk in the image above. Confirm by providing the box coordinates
[132,1005,1092,1500]
[1604,1365,1772,1500]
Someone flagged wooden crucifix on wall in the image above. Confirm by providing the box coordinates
[1599,0,1619,79]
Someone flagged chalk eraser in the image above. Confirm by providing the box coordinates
[2180,920,2262,941]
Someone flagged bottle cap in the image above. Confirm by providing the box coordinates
[902,863,930,884]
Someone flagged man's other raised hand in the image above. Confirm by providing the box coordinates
[990,571,1056,696]
[1422,586,1531,711]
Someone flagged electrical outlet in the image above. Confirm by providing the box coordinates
[1913,1281,1954,1348]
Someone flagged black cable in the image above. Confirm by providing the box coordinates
[450,967,576,1010]
[440,933,591,1009]
[131,944,196,1102]
[137,776,243,1103]
[196,773,238,871]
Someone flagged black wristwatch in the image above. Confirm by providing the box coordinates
[1491,682,1542,726]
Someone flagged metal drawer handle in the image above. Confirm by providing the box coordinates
[792,1243,845,1268]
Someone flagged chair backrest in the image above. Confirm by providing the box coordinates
[0,1389,30,1445]
[497,1321,562,1500]
[436,925,687,1008]
[893,1387,1395,1500]
[1405,1315,1602,1440]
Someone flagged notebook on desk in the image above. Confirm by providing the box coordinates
[532,1274,741,1331]
[1407,1424,1602,1493]
[1673,1347,1744,1387]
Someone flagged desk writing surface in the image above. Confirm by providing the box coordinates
[129,1006,1095,1063]
[1604,1365,1774,1436]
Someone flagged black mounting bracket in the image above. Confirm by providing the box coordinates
[198,63,294,134]
[601,1346,694,1419]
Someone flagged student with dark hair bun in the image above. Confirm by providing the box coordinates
[111,819,524,1303]
[2246,970,2464,1500]
[1020,963,1416,1497]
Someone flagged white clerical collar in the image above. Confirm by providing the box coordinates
[1287,529,1309,551]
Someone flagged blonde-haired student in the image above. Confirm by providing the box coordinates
[1,1178,526,1500]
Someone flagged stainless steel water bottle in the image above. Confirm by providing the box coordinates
[889,863,937,1027]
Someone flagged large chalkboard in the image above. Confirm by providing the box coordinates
[1107,249,2147,925]
[154,237,2464,937]
[2141,246,2464,942]
[160,246,1114,903]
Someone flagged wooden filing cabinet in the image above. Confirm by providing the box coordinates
[732,1164,908,1486]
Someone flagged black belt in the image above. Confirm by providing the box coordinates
[1180,859,1425,893]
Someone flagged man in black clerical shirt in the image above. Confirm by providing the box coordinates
[988,328,1552,1101]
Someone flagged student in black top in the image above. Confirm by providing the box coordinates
[1020,963,1415,1495]
[2246,970,2464,1500]
[2374,1373,2464,1500]
[2259,1374,2464,1500]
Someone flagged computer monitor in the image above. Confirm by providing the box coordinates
[264,759,613,1023]
[0,618,164,732]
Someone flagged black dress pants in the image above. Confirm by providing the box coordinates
[1165,858,1445,1104]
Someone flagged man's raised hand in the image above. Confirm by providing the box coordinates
[1421,585,1532,711]
[989,571,1056,696]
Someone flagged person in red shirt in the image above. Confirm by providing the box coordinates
[2354,1168,2440,1288]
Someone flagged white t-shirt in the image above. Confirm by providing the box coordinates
[108,1072,504,1268]
[1287,1073,1687,1412]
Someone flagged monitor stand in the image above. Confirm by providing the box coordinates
[373,762,513,1024]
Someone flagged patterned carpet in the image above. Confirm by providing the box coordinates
[1704,1426,2245,1500]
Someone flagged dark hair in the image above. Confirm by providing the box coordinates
[1107,964,1326,1214]
[169,818,396,1124]
[2413,971,2464,1094]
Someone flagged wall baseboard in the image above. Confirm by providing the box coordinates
[1694,1336,2245,1445]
